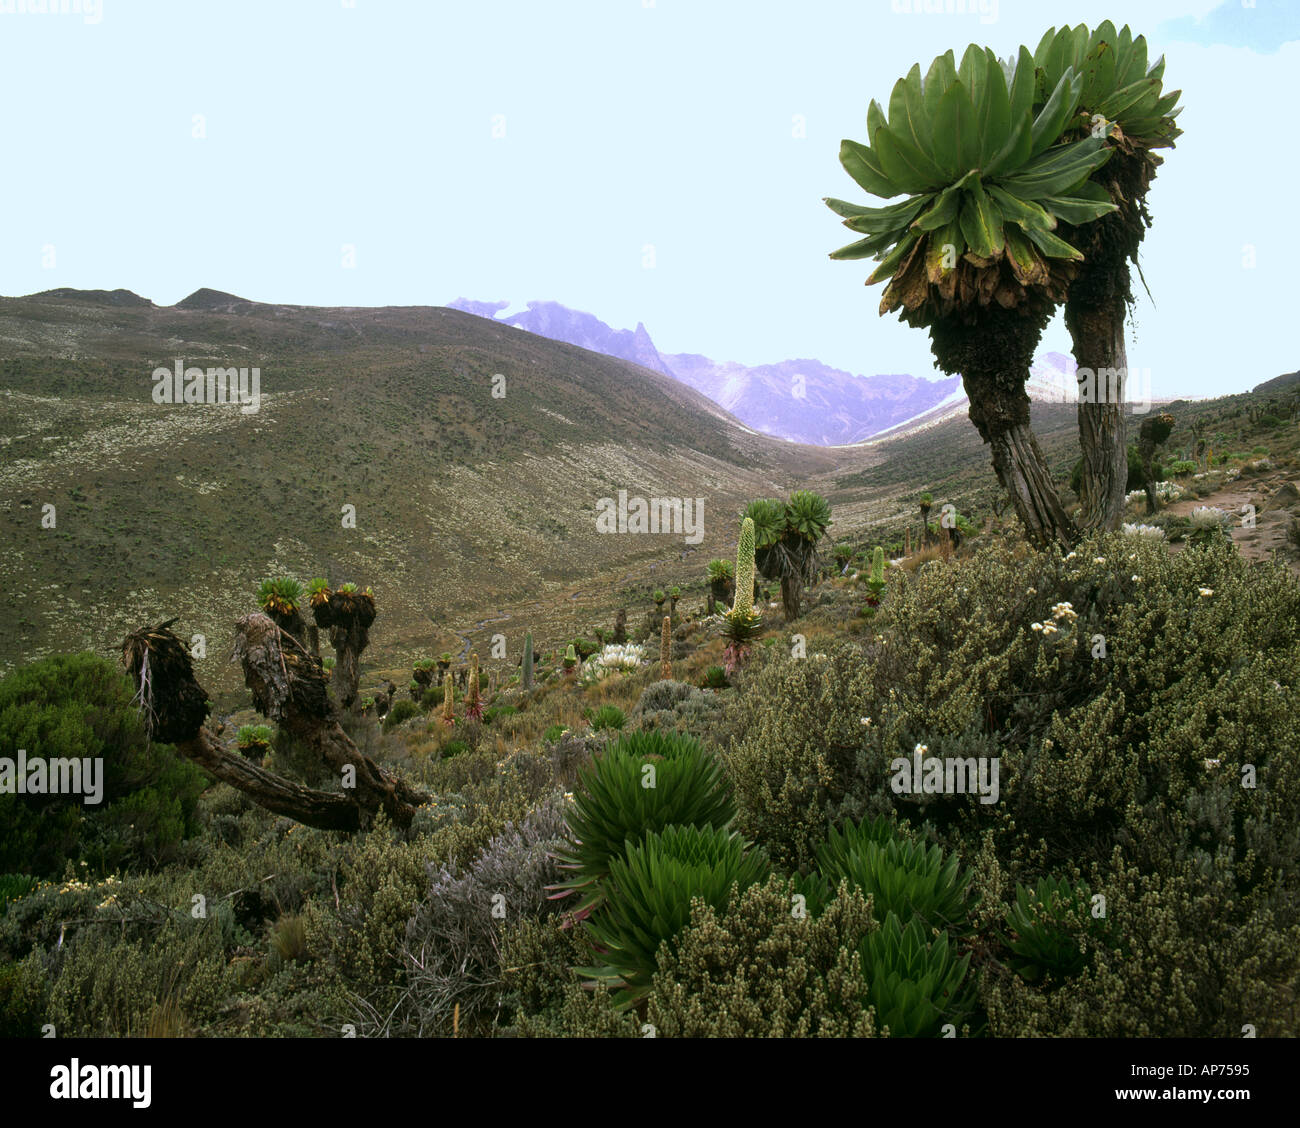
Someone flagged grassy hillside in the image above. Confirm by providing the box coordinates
[0,290,849,699]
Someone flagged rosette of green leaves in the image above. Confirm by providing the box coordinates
[813,814,899,877]
[741,499,785,578]
[791,868,836,920]
[256,576,304,616]
[1031,22,1182,150]
[577,823,770,1009]
[550,732,736,915]
[861,912,977,1037]
[819,834,975,935]
[235,723,275,754]
[826,44,1118,318]
[1003,875,1104,983]
[786,490,832,543]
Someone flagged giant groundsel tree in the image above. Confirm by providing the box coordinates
[743,490,832,621]
[1029,22,1182,531]
[827,45,1118,548]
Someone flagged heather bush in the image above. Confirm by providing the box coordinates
[632,679,725,736]
[720,533,1300,1034]
[633,679,699,713]
[983,853,1300,1036]
[496,914,595,1031]
[546,729,609,788]
[646,874,879,1037]
[511,979,641,1038]
[721,646,875,870]
[0,953,48,1036]
[304,814,470,1030]
[45,914,235,1036]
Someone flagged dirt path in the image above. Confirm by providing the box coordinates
[1159,470,1300,572]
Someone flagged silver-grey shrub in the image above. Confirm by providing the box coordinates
[395,791,568,1035]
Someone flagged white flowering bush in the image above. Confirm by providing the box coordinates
[1121,523,1166,541]
[1190,506,1229,529]
[579,643,647,686]
[1188,506,1233,547]
[1126,481,1182,507]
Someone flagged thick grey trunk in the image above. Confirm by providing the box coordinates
[1066,298,1129,532]
[984,419,1079,550]
[780,574,802,622]
[933,307,1078,551]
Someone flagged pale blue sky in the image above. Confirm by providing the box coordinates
[2,0,1296,398]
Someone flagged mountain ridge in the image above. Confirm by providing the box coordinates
[446,298,961,446]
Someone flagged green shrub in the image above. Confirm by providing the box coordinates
[579,824,770,1009]
[304,815,439,1015]
[702,666,729,689]
[0,873,39,916]
[721,647,874,871]
[421,685,444,708]
[552,731,737,914]
[633,679,725,738]
[497,915,597,1032]
[635,680,697,713]
[46,914,235,1036]
[984,857,1300,1036]
[0,653,206,877]
[0,953,49,1036]
[547,730,607,788]
[723,533,1300,1035]
[588,705,625,732]
[383,699,422,732]
[440,739,469,759]
[542,724,566,743]
[647,874,878,1036]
